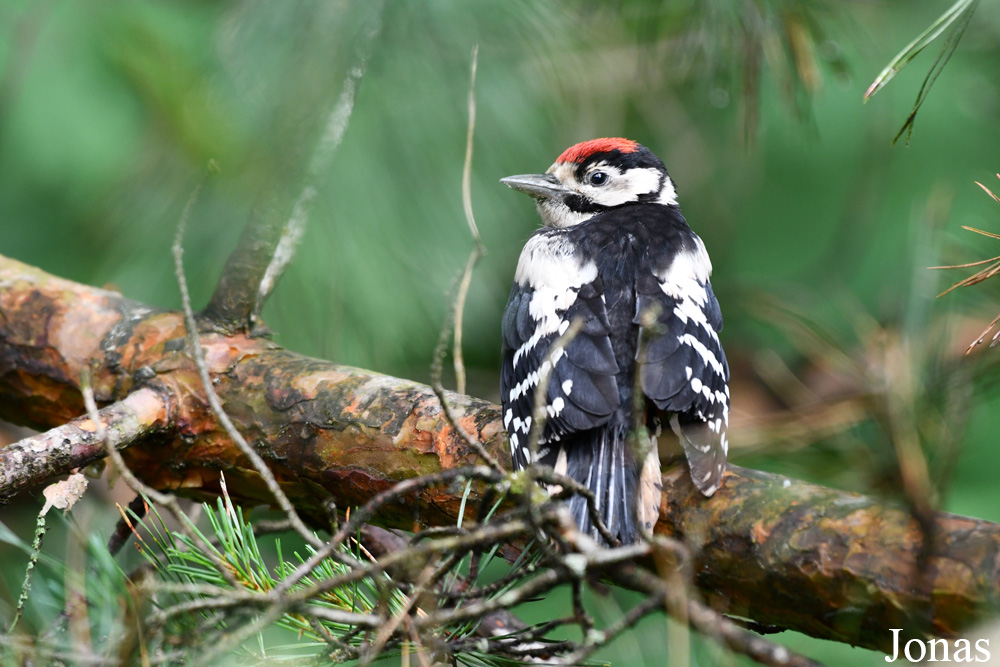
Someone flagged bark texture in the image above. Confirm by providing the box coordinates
[0,387,167,497]
[1,253,998,652]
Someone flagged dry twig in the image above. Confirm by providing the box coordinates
[931,175,1000,352]
[429,44,502,474]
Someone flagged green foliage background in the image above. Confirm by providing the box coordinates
[2,0,1000,664]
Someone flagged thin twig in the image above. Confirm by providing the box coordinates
[452,250,481,397]
[966,312,1000,354]
[273,466,502,598]
[934,175,1000,353]
[254,9,382,317]
[604,562,821,667]
[430,320,504,474]
[203,2,385,330]
[80,379,239,588]
[976,176,1000,204]
[526,318,583,465]
[427,45,500,474]
[172,203,324,552]
[7,506,49,632]
[359,563,434,665]
[521,318,617,546]
[557,591,667,666]
[108,494,149,556]
[460,46,482,243]
[148,509,546,660]
[453,44,484,396]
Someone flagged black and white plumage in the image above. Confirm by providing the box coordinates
[500,138,730,545]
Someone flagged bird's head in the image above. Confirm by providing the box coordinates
[501,138,677,228]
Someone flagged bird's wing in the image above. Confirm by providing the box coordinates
[501,232,620,471]
[635,234,730,495]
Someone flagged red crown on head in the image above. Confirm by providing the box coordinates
[557,138,640,164]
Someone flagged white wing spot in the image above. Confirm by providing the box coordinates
[658,240,713,286]
[678,334,724,374]
[513,328,546,367]
[561,379,573,395]
[509,370,544,402]
[515,236,597,339]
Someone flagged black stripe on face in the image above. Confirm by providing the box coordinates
[564,193,611,215]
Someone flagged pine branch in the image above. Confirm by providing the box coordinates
[1,252,999,653]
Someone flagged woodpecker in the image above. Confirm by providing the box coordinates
[500,138,730,545]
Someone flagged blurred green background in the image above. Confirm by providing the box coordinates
[2,0,1000,664]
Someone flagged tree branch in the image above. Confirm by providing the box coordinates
[0,386,168,498]
[200,3,382,332]
[1,253,999,652]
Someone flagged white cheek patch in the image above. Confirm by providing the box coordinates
[537,161,676,225]
[659,176,678,206]
[620,166,662,197]
[584,166,662,207]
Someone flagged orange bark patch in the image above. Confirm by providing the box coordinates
[291,369,356,398]
[50,292,122,369]
[752,519,771,545]
[201,333,269,373]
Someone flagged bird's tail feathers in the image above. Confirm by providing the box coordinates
[670,414,727,496]
[551,426,641,545]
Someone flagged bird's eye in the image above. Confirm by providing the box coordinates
[588,171,609,186]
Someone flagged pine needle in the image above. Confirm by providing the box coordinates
[934,175,1000,353]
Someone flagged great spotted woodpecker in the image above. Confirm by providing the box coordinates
[500,138,730,545]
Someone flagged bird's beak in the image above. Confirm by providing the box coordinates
[500,173,566,200]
